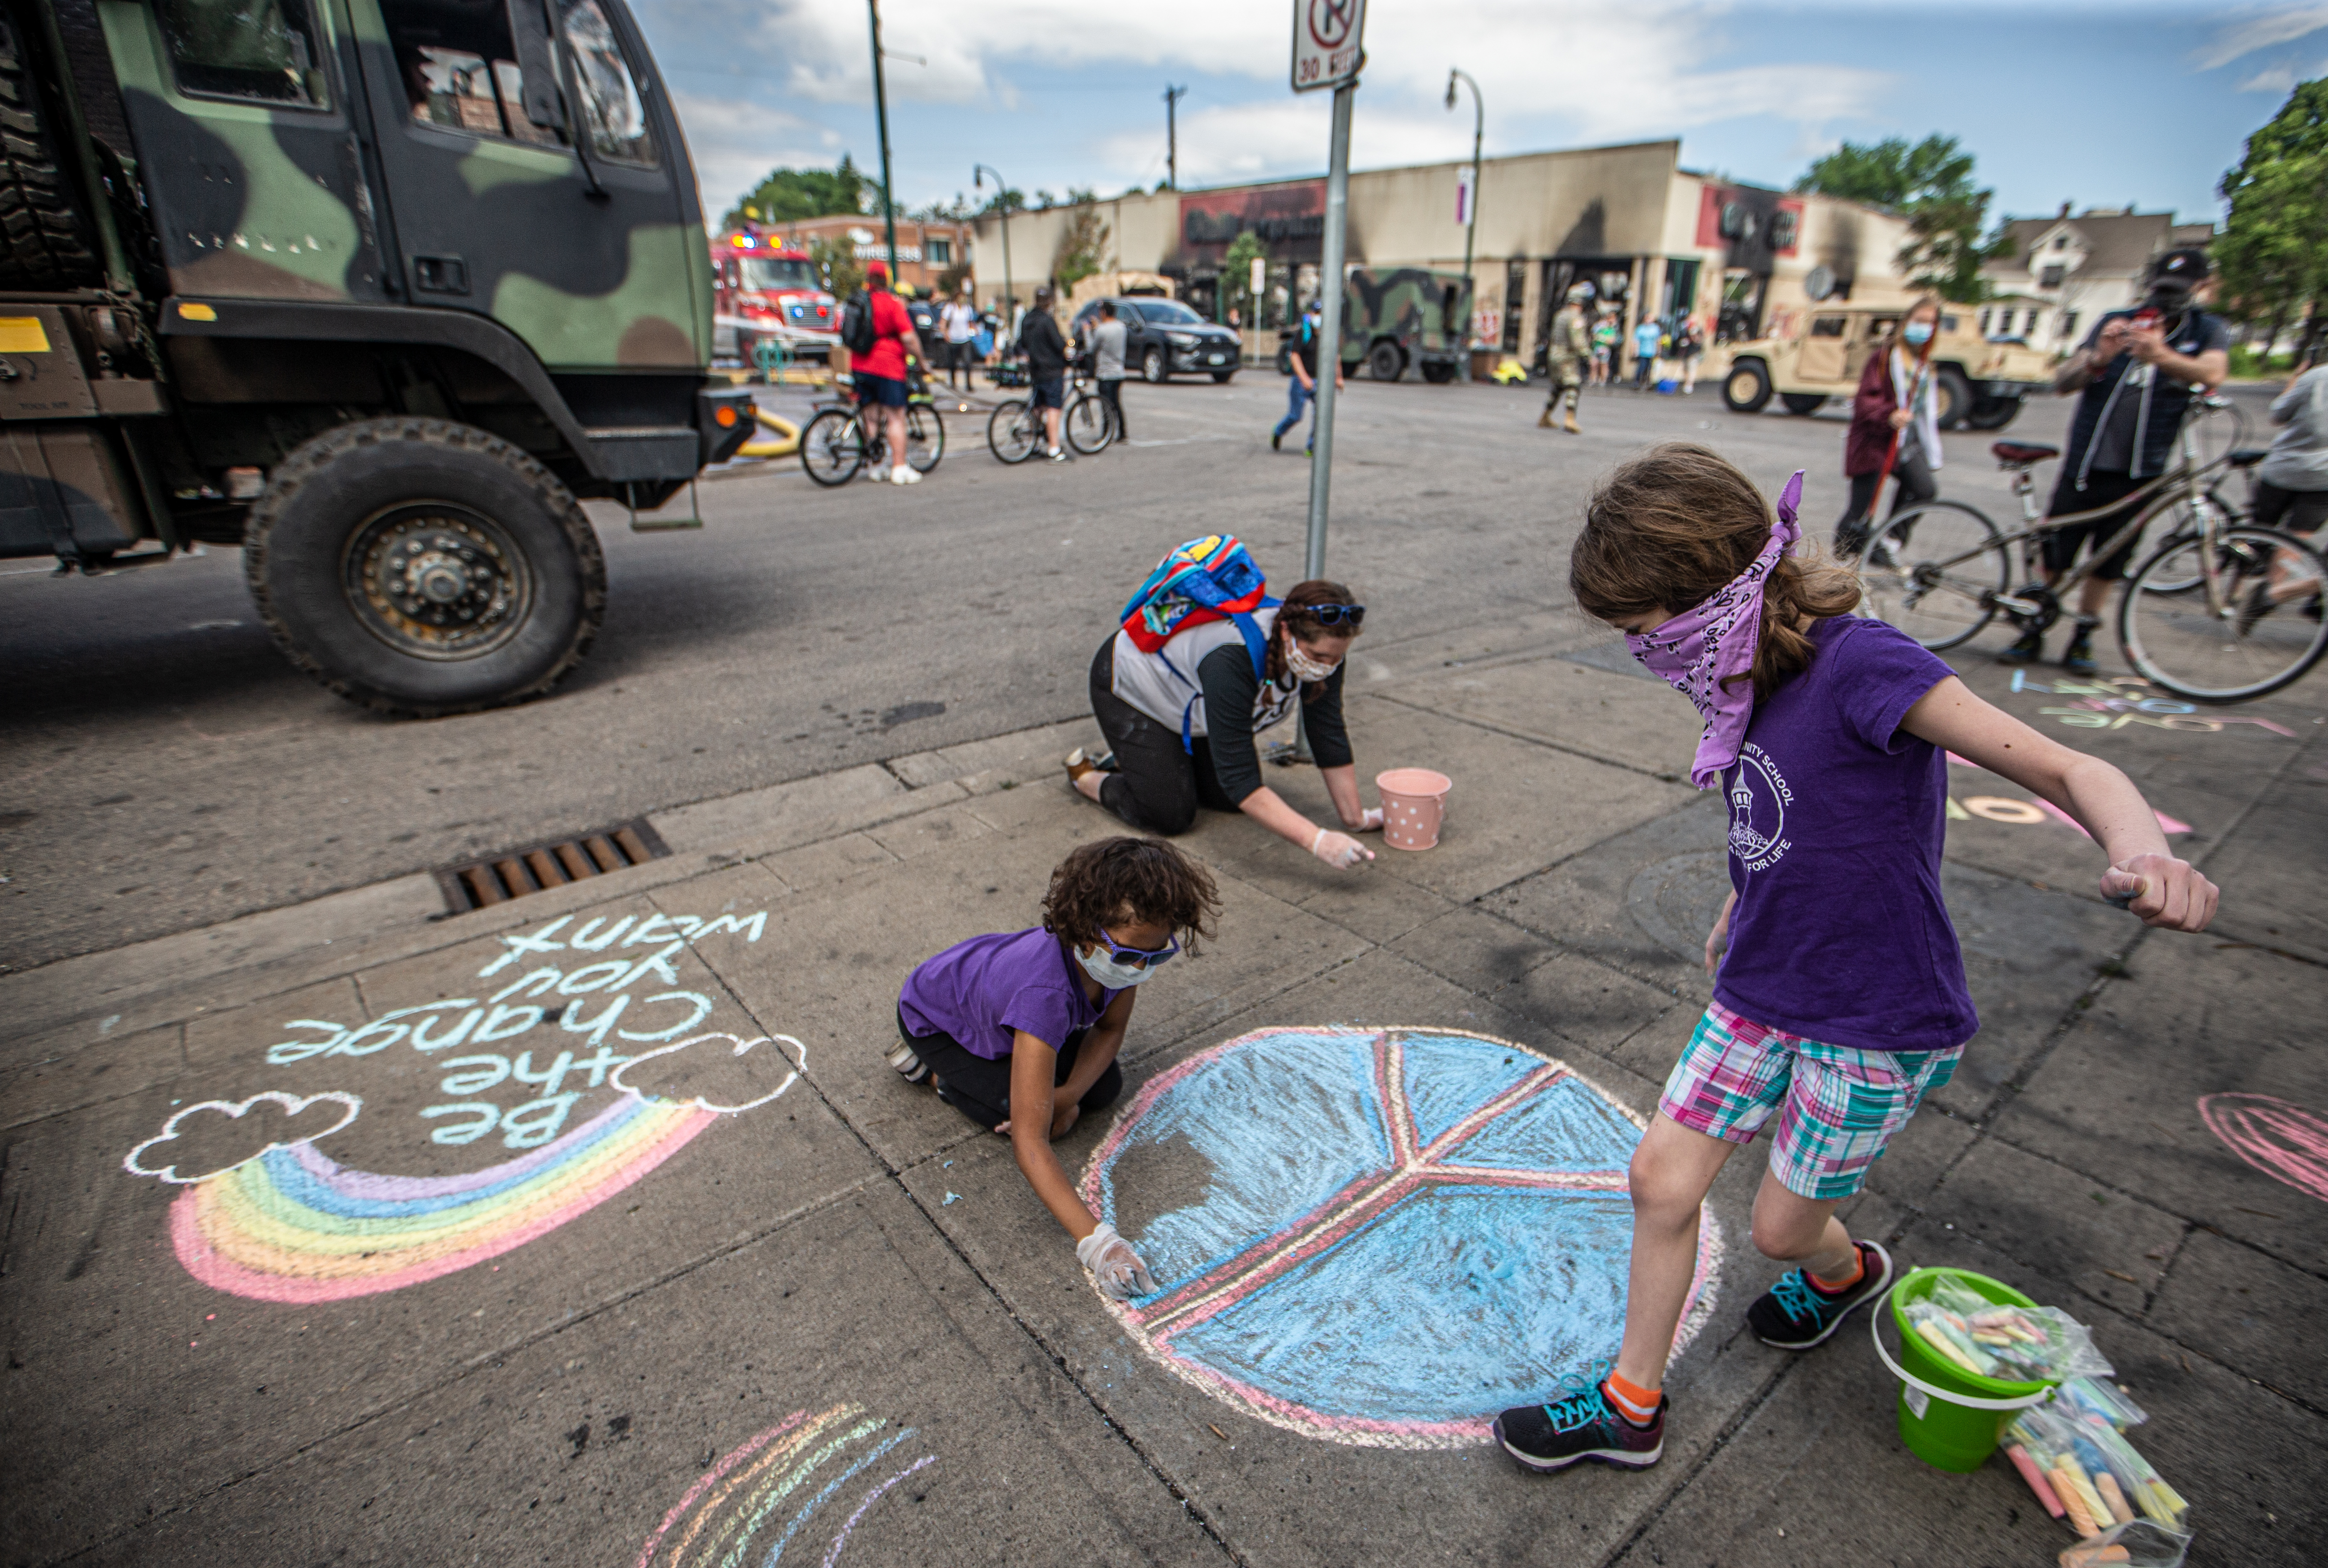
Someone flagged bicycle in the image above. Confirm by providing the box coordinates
[799,373,946,487]
[1853,426,2328,703]
[985,361,1114,462]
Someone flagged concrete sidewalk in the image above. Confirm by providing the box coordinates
[2,618,2322,1567]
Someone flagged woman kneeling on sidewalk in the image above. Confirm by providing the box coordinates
[887,837,1221,1300]
[1494,444,2220,1475]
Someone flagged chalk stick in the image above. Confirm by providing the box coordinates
[2052,1467,2100,1537]
[2057,1546,2129,1567]
[2006,1445,2066,1517]
[2093,1471,2134,1526]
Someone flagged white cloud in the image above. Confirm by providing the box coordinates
[670,91,848,216]
[2234,54,2328,91]
[2196,5,2328,71]
[125,1091,362,1184]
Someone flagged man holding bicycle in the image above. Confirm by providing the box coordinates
[1021,285,1071,462]
[2002,247,2227,672]
[1092,300,1129,443]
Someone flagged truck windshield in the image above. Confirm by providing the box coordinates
[740,258,818,291]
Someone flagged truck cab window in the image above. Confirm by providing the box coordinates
[156,0,331,108]
[559,0,655,165]
[383,0,554,143]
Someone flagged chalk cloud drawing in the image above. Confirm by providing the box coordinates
[119,913,796,1303]
[1080,1026,1721,1449]
[2198,1093,2328,1205]
[632,1403,935,1568]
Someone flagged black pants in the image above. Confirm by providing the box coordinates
[1097,377,1126,439]
[945,341,977,388]
[1834,447,1937,550]
[1089,639,1238,836]
[2252,479,2328,537]
[2042,468,2150,582]
[897,1009,1121,1132]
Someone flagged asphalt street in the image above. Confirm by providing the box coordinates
[5,369,2278,970]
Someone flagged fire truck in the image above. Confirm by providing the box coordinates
[711,229,840,364]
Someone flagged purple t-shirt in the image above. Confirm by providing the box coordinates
[898,926,1118,1061]
[1711,617,1977,1053]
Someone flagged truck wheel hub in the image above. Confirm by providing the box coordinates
[345,505,532,661]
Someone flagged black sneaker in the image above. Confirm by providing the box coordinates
[1746,1240,1892,1349]
[2061,624,2098,675]
[1492,1365,1664,1473]
[1271,428,1284,451]
[1996,629,2044,665]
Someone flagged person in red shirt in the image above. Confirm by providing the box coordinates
[854,260,920,484]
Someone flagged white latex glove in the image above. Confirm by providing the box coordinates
[1310,827,1376,869]
[1348,807,1385,833]
[1075,1222,1158,1300]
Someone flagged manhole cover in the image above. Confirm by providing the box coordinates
[1080,1026,1722,1448]
[1627,851,1733,964]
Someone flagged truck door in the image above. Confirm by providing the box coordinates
[108,0,394,302]
[1798,314,1848,382]
[1844,315,1898,385]
[352,0,703,379]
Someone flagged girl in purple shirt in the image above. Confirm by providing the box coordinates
[892,837,1220,1300]
[1494,442,2220,1476]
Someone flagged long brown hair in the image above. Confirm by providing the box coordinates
[1569,443,1861,699]
[1269,578,1362,701]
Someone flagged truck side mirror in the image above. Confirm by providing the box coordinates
[507,0,565,129]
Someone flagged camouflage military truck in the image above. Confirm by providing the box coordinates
[1718,303,2052,431]
[0,0,752,717]
[1274,268,1474,383]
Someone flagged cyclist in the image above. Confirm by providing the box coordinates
[853,260,921,485]
[2000,247,2228,672]
[1021,285,1071,462]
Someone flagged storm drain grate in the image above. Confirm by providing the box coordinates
[434,817,671,914]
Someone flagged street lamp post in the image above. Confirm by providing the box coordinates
[973,163,1012,326]
[866,0,899,280]
[1445,68,1482,380]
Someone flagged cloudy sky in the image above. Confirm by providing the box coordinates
[630,1,2326,229]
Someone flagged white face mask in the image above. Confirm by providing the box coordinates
[1284,641,1340,683]
[1077,945,1154,988]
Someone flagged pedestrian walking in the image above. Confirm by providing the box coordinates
[1539,285,1590,433]
[1092,299,1130,442]
[1998,247,2228,672]
[1591,315,1616,386]
[849,259,919,485]
[1832,298,1943,557]
[1490,442,2218,1477]
[1019,285,1071,461]
[887,838,1221,1300]
[1632,315,1663,391]
[939,284,980,392]
[1671,316,1703,394]
[1271,298,1343,453]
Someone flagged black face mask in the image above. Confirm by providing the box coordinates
[2145,283,2194,318]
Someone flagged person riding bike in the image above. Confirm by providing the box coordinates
[2000,247,2228,673]
[852,259,922,485]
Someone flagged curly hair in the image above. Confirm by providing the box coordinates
[1040,837,1221,953]
[1569,443,1862,700]
[1267,578,1364,702]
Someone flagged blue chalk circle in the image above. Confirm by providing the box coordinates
[1079,1026,1724,1448]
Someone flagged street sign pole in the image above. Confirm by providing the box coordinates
[867,0,899,280]
[1303,80,1352,584]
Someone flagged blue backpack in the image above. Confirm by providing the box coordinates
[1118,536,1280,750]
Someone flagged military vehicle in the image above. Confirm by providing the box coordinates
[0,0,752,717]
[1272,268,1474,384]
[1718,303,2052,430]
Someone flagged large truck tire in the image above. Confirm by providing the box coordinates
[1368,340,1404,381]
[1722,358,1772,413]
[1964,393,2021,431]
[0,14,101,289]
[245,419,606,718]
[1932,366,1974,430]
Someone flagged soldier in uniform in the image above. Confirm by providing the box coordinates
[1539,286,1592,433]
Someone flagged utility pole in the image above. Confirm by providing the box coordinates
[1305,82,1352,583]
[1163,84,1188,190]
[973,164,1012,323]
[1445,68,1482,380]
[866,0,898,279]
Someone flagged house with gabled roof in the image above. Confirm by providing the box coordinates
[1977,206,2214,356]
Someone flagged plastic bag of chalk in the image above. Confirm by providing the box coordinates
[2058,1376,2149,1429]
[1925,1281,2113,1381]
[2056,1518,2190,1568]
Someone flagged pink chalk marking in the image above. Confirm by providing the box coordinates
[2198,1093,2328,1205]
[2030,798,2189,838]
[633,1409,811,1568]
[820,1454,937,1568]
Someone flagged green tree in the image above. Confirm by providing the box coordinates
[1221,230,1269,326]
[1793,134,2008,303]
[2216,80,2328,360]
[721,156,870,229]
[806,233,864,303]
[1053,187,1109,291]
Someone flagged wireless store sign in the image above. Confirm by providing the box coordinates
[1292,0,1366,91]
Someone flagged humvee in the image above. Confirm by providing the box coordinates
[0,0,752,717]
[1719,304,2052,431]
[1275,268,1473,383]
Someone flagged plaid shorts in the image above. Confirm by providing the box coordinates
[1659,1003,1963,1200]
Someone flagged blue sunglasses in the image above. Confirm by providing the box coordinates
[1302,603,1365,628]
[1097,930,1179,968]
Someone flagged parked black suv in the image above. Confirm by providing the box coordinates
[1069,298,1241,383]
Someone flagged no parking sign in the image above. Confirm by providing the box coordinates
[1291,0,1366,91]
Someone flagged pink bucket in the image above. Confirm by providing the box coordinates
[1375,768,1452,851]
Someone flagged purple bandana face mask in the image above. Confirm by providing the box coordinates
[1624,470,1805,789]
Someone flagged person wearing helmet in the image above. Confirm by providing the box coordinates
[1540,284,1592,433]
[2000,246,2228,673]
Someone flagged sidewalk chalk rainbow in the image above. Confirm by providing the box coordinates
[170,1093,717,1304]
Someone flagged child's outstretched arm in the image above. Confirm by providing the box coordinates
[1004,1024,1157,1300]
[1899,677,2220,932]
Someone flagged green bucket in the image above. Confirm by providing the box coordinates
[1870,1267,2057,1472]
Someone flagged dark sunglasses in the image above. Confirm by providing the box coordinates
[1097,931,1179,968]
[1301,603,1365,629]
